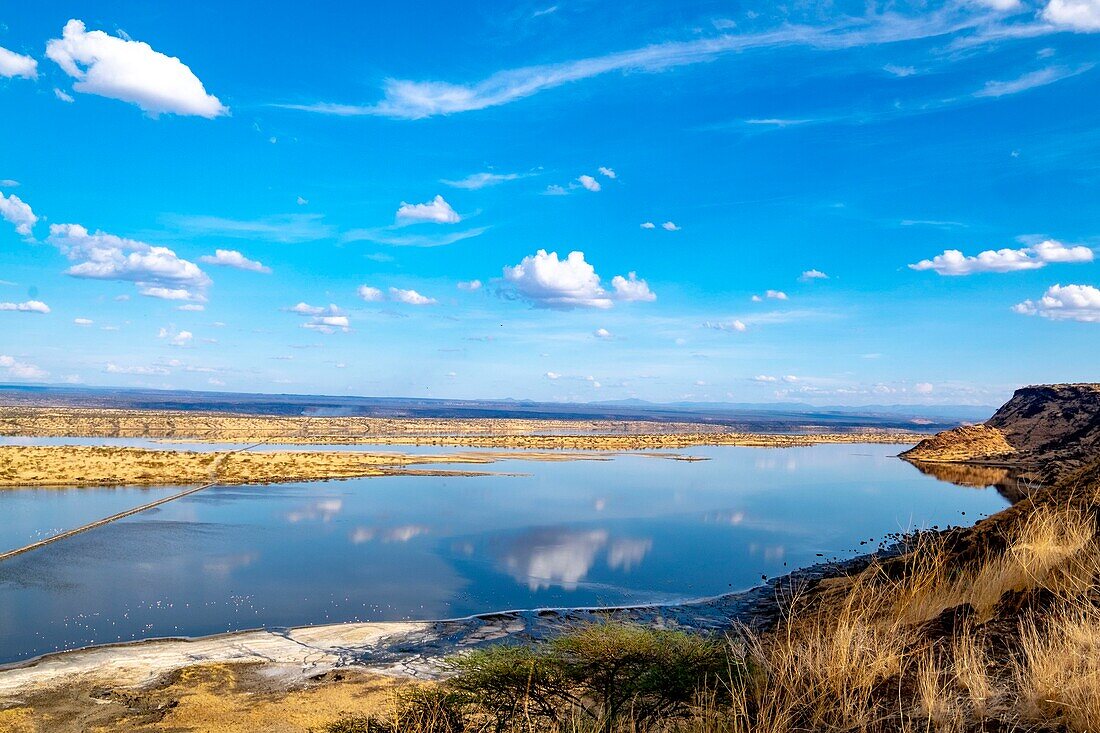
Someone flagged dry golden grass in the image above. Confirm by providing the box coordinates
[0,445,510,487]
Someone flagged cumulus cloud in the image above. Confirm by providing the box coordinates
[661,221,680,231]
[754,290,788,300]
[287,302,349,332]
[0,46,37,79]
[457,279,482,291]
[800,269,829,281]
[503,249,655,309]
[357,285,437,304]
[909,239,1093,275]
[396,195,460,224]
[440,172,524,189]
[198,249,271,273]
[46,19,227,118]
[704,319,747,332]
[610,272,656,302]
[1042,0,1100,30]
[0,300,50,314]
[357,285,384,302]
[544,184,568,196]
[915,382,935,394]
[545,371,561,380]
[594,328,612,339]
[577,174,601,192]
[47,223,211,300]
[303,315,350,333]
[0,355,46,380]
[157,326,193,346]
[0,192,38,236]
[597,167,617,179]
[389,287,437,305]
[640,222,656,229]
[74,317,93,325]
[1014,283,1100,322]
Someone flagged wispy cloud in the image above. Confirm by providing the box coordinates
[163,213,335,243]
[342,226,489,247]
[973,64,1093,98]
[278,7,1017,119]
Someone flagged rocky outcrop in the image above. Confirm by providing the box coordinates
[899,425,1015,464]
[901,383,1100,485]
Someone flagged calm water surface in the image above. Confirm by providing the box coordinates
[0,444,1009,665]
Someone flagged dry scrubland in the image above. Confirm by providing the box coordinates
[0,406,924,449]
[0,445,604,487]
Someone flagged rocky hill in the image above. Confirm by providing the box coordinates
[901,383,1100,482]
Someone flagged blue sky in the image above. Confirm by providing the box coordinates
[1,0,1098,406]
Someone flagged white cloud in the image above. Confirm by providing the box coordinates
[611,272,656,302]
[1014,283,1100,322]
[158,326,193,346]
[704,319,747,332]
[544,184,568,196]
[0,192,38,236]
[0,300,50,314]
[974,64,1093,98]
[597,166,617,179]
[140,286,205,301]
[457,279,482,291]
[289,302,342,316]
[357,285,384,302]
[915,382,935,394]
[343,226,487,248]
[46,19,227,118]
[970,0,1023,9]
[198,249,271,273]
[296,196,308,206]
[753,375,778,382]
[640,221,656,229]
[1042,0,1100,30]
[577,174,601,192]
[883,63,917,76]
[441,172,524,189]
[74,317,93,325]
[0,355,46,380]
[800,269,829,281]
[764,290,789,300]
[0,47,37,79]
[389,287,437,305]
[661,221,680,231]
[594,327,612,339]
[284,12,1010,119]
[503,250,654,310]
[287,302,349,332]
[54,88,75,103]
[105,362,170,375]
[545,371,561,380]
[48,223,211,300]
[396,195,460,224]
[505,250,611,309]
[303,315,350,333]
[177,304,204,311]
[909,239,1093,275]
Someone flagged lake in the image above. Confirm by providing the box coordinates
[0,443,1009,665]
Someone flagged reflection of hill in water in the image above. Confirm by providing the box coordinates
[904,460,1028,503]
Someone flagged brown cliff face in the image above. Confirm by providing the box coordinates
[901,384,1100,484]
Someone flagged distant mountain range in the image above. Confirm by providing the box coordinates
[0,384,996,433]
